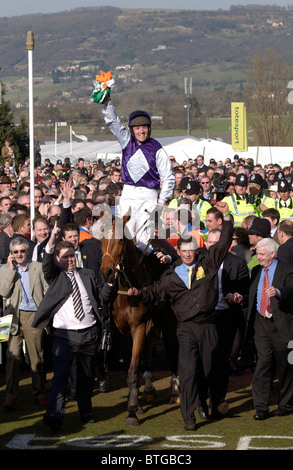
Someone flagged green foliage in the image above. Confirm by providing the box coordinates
[2,5,293,136]
[1,5,293,87]
[0,82,29,162]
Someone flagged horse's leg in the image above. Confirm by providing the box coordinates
[125,322,146,426]
[169,373,181,404]
[142,319,156,401]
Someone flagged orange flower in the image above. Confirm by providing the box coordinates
[95,70,112,90]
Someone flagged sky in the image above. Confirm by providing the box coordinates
[1,0,291,17]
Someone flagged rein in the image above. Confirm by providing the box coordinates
[103,235,118,268]
[102,226,133,292]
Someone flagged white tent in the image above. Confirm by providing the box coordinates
[162,137,293,167]
[40,136,293,167]
[162,137,234,163]
[40,140,122,166]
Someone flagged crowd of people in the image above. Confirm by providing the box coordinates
[1,114,293,432]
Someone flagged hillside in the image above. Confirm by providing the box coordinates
[1,5,293,86]
[1,5,293,139]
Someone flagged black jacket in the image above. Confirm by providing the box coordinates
[246,260,293,343]
[139,221,233,323]
[32,250,112,330]
[277,238,293,265]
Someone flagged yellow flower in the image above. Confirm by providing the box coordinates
[195,266,205,280]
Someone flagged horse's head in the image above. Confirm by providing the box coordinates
[100,215,131,284]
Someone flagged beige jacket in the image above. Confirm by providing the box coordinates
[0,262,48,335]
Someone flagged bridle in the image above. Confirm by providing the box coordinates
[103,235,119,270]
[102,227,133,293]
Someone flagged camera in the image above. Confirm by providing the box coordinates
[215,183,227,201]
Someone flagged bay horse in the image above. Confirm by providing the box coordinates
[100,215,158,426]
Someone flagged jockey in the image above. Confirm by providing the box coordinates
[101,96,175,255]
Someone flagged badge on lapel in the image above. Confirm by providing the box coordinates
[196,266,205,280]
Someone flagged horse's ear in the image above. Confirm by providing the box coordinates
[123,214,131,226]
[124,222,133,242]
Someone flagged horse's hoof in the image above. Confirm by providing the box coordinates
[125,415,139,426]
[169,395,181,404]
[144,389,156,402]
[136,404,144,415]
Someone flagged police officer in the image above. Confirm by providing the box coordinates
[276,180,293,222]
[289,180,293,199]
[222,174,255,226]
[247,173,276,216]
[184,180,212,225]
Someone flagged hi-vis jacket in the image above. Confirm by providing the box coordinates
[274,198,293,222]
[222,193,255,226]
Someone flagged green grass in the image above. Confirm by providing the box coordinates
[206,118,231,133]
[0,364,292,451]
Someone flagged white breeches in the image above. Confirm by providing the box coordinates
[116,185,158,254]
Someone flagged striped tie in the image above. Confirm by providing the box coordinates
[67,272,84,321]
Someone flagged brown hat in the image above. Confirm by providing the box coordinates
[0,175,12,184]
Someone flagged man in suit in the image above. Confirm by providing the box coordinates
[31,215,50,262]
[32,222,114,430]
[3,214,35,262]
[204,228,249,418]
[61,222,102,279]
[246,237,293,420]
[0,237,48,411]
[61,222,104,398]
[128,210,233,430]
[277,220,293,264]
[262,208,280,244]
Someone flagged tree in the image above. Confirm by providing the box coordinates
[0,82,29,164]
[244,50,293,146]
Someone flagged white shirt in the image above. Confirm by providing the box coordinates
[32,243,39,261]
[52,269,96,330]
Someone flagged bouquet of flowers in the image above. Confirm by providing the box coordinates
[91,70,115,104]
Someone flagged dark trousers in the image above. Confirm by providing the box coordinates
[252,314,293,413]
[177,320,218,424]
[210,309,239,407]
[46,325,98,421]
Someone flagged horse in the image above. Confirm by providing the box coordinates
[99,215,180,425]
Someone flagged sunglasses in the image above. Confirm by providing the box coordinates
[12,249,26,254]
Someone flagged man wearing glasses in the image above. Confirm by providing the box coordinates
[200,176,213,202]
[0,237,48,411]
